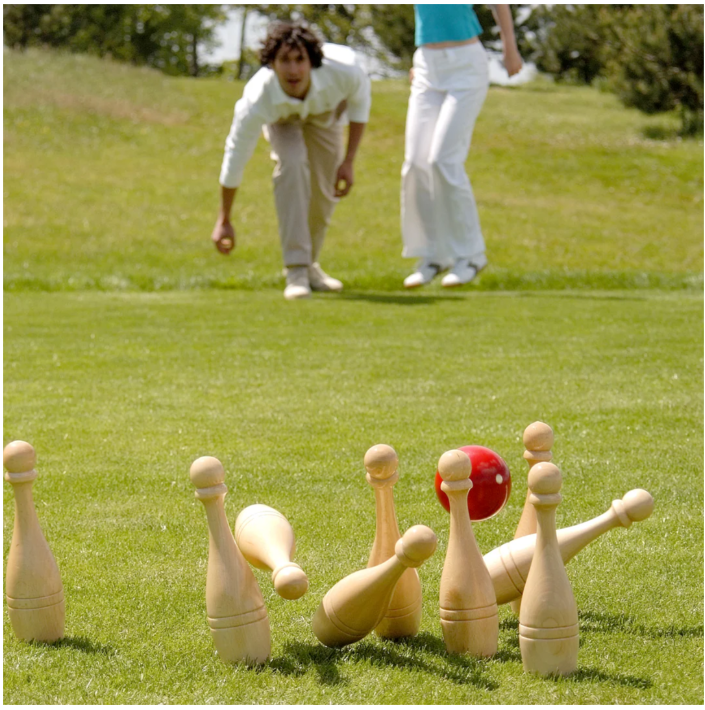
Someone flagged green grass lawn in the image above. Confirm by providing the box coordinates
[3,290,703,703]
[3,49,703,704]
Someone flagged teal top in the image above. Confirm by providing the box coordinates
[414,5,483,46]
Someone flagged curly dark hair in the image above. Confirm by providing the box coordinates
[259,21,324,68]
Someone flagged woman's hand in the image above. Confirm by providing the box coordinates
[503,47,523,77]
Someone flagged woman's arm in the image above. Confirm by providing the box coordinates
[492,5,523,77]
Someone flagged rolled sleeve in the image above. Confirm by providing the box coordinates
[346,66,371,124]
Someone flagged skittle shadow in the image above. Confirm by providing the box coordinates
[578,610,704,639]
[375,633,501,688]
[399,630,522,665]
[567,667,652,689]
[269,642,347,686]
[393,631,447,655]
[271,637,498,689]
[354,639,498,689]
[498,610,703,641]
[35,636,116,655]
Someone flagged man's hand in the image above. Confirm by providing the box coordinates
[335,159,354,198]
[211,220,236,255]
[503,47,523,78]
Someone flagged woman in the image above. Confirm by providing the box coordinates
[401,5,522,288]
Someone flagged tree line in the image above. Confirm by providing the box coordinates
[4,4,703,134]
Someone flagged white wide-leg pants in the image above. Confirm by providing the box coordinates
[401,42,490,263]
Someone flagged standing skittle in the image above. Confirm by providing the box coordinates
[515,423,555,538]
[4,441,65,642]
[511,421,554,614]
[234,504,308,600]
[519,462,578,676]
[485,488,654,605]
[438,449,498,657]
[312,525,437,648]
[190,456,270,664]
[364,444,422,638]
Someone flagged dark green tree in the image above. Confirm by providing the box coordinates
[3,4,226,76]
[3,4,53,49]
[604,4,704,134]
[366,5,415,69]
[522,4,703,134]
[253,4,366,47]
[522,4,617,85]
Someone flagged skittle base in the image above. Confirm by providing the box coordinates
[440,608,499,657]
[8,595,65,643]
[519,629,578,677]
[209,610,271,665]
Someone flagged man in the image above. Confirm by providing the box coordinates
[212,22,371,300]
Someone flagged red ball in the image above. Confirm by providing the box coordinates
[435,445,511,521]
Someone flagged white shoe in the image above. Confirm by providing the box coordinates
[308,263,343,292]
[441,255,488,288]
[283,266,311,300]
[403,259,451,289]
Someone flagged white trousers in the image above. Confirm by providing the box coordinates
[401,43,489,263]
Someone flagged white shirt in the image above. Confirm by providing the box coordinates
[219,44,371,188]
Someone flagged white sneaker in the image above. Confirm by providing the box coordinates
[308,263,343,292]
[283,266,311,300]
[403,259,451,289]
[441,255,488,288]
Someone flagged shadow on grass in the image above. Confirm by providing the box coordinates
[508,291,649,302]
[336,291,465,305]
[38,636,116,655]
[334,290,658,305]
[500,610,702,641]
[568,667,652,689]
[269,643,346,686]
[270,636,498,689]
[579,610,704,639]
[395,630,652,689]
[398,630,523,666]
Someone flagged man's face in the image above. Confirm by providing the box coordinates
[272,44,312,99]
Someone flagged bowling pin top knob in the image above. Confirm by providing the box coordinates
[438,449,472,490]
[395,525,437,567]
[364,444,399,487]
[617,489,654,523]
[190,456,227,498]
[274,564,308,600]
[523,422,553,461]
[528,461,561,496]
[4,441,37,482]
